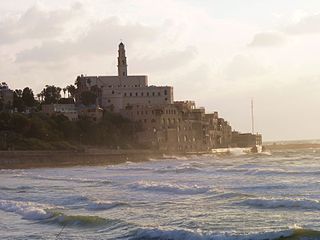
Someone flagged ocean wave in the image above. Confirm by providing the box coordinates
[240,198,320,210]
[154,165,202,174]
[0,199,120,227]
[56,195,90,206]
[0,186,33,191]
[130,227,314,240]
[46,212,113,227]
[162,155,190,160]
[0,199,54,220]
[86,200,129,211]
[129,181,211,195]
[30,175,112,185]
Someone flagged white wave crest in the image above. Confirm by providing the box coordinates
[133,227,294,240]
[241,198,320,210]
[130,181,211,195]
[0,200,53,220]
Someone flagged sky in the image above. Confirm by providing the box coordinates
[1,0,320,141]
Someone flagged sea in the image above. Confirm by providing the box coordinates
[1,146,320,239]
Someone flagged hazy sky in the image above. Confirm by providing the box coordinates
[1,0,320,141]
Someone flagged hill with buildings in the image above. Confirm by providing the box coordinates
[0,42,261,152]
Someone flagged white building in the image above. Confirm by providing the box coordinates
[76,42,173,112]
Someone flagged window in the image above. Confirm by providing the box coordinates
[165,98,168,101]
[141,92,144,96]
[112,90,114,94]
[164,89,167,95]
[130,92,132,96]
[147,92,149,96]
[136,92,138,96]
[124,93,127,97]
[158,92,160,96]
[152,92,155,96]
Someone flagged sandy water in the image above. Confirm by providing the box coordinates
[1,148,320,239]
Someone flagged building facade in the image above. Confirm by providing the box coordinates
[76,42,173,112]
[42,104,78,121]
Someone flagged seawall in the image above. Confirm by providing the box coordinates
[0,149,162,169]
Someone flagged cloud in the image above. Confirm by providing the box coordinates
[285,13,320,34]
[15,17,158,62]
[223,55,267,80]
[0,3,83,44]
[248,32,287,47]
[130,46,198,73]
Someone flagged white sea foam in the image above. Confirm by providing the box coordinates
[133,227,294,240]
[155,165,202,174]
[162,154,189,160]
[241,198,320,210]
[130,181,211,195]
[0,200,53,220]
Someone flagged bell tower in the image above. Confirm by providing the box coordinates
[117,42,127,77]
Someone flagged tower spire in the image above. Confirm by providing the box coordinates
[118,42,127,77]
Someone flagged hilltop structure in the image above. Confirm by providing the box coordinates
[35,42,261,152]
[73,43,247,152]
[76,42,173,112]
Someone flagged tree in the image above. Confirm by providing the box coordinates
[40,85,62,104]
[13,89,25,112]
[22,87,35,107]
[66,85,76,99]
[80,91,97,106]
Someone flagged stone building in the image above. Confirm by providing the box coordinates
[231,131,262,147]
[72,42,250,152]
[120,101,233,152]
[42,104,78,121]
[76,43,173,112]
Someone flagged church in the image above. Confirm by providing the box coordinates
[76,42,173,112]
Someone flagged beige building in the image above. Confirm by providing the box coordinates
[42,104,78,121]
[121,101,233,152]
[76,42,173,112]
[78,105,103,122]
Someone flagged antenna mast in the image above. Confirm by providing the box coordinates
[251,98,255,134]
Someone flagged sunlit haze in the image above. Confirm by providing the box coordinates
[1,0,320,141]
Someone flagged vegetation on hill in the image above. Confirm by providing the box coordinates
[0,112,138,151]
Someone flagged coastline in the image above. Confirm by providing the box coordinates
[0,149,163,169]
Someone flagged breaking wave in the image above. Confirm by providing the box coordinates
[46,212,114,227]
[0,199,55,220]
[0,199,120,227]
[241,198,320,210]
[129,181,211,195]
[130,227,320,240]
[154,165,202,174]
